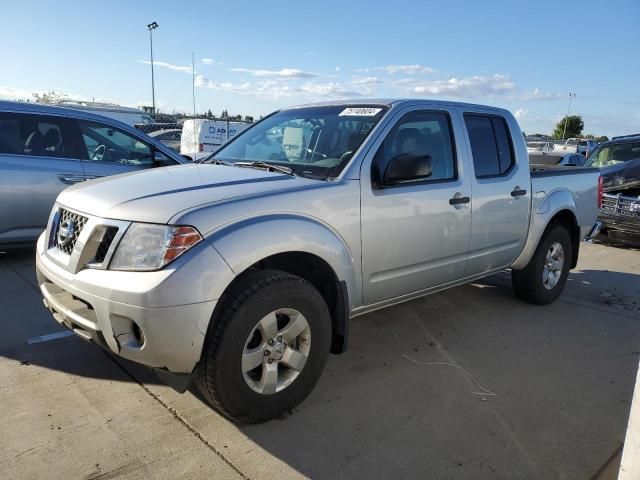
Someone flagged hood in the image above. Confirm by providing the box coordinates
[57,164,309,223]
[600,158,640,192]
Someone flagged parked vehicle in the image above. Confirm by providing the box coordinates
[36,100,601,423]
[54,101,155,127]
[148,128,182,152]
[554,138,598,156]
[530,151,587,167]
[526,140,554,153]
[0,101,186,246]
[180,119,250,161]
[586,135,640,237]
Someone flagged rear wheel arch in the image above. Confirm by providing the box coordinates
[546,209,580,268]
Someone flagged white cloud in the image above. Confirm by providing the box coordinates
[335,66,341,72]
[409,74,516,98]
[137,60,193,74]
[299,82,363,98]
[350,76,381,85]
[195,75,251,93]
[201,58,215,65]
[518,88,561,101]
[376,64,437,75]
[230,67,317,78]
[195,75,293,99]
[514,108,527,119]
[0,86,34,101]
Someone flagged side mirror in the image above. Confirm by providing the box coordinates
[382,153,432,185]
[152,150,175,167]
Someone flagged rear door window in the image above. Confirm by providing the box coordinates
[0,113,77,158]
[464,114,514,178]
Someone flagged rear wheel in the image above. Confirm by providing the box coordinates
[512,225,572,305]
[195,270,331,423]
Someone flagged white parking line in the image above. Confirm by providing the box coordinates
[27,331,75,344]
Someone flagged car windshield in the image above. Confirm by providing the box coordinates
[565,139,579,145]
[209,105,388,179]
[586,141,640,167]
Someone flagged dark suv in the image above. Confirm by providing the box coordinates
[586,134,640,237]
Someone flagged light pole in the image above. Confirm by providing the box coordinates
[147,21,159,115]
[561,92,576,141]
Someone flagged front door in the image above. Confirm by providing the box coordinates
[360,108,472,305]
[75,120,156,179]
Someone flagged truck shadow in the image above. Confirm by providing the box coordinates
[188,269,640,480]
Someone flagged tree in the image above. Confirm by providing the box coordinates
[244,115,254,123]
[32,90,67,104]
[552,115,584,140]
[596,135,609,143]
[220,109,228,119]
[206,109,213,119]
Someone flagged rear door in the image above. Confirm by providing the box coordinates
[460,109,530,275]
[0,112,85,244]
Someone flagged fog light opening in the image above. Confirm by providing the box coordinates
[132,323,145,347]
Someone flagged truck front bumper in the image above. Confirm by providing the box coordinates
[35,233,225,374]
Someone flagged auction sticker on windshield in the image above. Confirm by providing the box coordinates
[339,107,383,116]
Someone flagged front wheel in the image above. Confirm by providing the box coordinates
[195,270,331,423]
[512,225,572,305]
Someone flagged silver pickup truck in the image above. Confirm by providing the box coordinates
[36,100,602,423]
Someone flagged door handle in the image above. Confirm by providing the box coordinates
[449,196,471,205]
[57,174,85,185]
[511,187,527,197]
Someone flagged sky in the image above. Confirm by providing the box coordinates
[1,0,638,137]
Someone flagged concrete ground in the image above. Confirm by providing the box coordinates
[1,241,639,479]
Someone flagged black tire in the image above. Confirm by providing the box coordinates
[512,225,572,305]
[195,269,331,423]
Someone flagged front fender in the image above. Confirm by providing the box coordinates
[206,213,359,310]
[511,189,578,270]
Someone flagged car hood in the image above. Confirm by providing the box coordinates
[600,158,640,192]
[57,164,310,223]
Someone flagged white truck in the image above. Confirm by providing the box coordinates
[180,119,250,161]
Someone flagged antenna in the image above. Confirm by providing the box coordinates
[192,52,197,160]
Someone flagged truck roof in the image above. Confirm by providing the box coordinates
[283,98,511,115]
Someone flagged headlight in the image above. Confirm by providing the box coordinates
[109,223,202,271]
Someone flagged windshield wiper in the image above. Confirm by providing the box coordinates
[234,161,294,176]
[202,157,233,166]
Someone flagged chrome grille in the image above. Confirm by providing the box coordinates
[601,193,640,218]
[55,209,88,254]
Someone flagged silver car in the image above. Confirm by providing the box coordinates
[0,101,186,247]
[35,100,601,423]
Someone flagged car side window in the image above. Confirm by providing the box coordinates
[464,114,514,178]
[0,112,76,159]
[78,121,153,165]
[372,110,457,185]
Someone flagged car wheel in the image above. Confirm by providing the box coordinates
[195,269,331,423]
[512,225,572,305]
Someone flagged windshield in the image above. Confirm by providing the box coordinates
[586,141,640,168]
[210,105,388,179]
[565,138,579,145]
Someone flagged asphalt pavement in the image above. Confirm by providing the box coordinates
[1,241,639,479]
